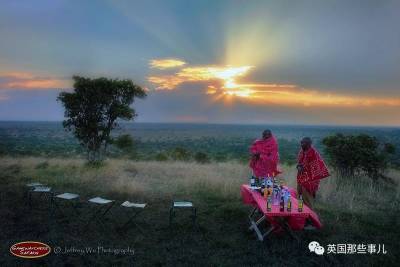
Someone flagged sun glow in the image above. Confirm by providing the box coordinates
[148,64,254,95]
[148,58,400,107]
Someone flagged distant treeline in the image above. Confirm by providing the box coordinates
[0,122,399,169]
[0,133,299,164]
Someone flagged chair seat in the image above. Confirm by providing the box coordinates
[121,201,146,208]
[88,197,113,204]
[173,201,193,207]
[56,193,79,200]
[32,186,51,192]
[26,182,44,187]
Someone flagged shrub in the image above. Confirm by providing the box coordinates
[155,152,168,161]
[170,147,191,161]
[214,152,227,162]
[113,134,136,156]
[194,152,210,164]
[35,162,49,169]
[322,133,395,179]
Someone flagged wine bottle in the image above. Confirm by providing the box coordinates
[279,195,284,212]
[298,194,303,212]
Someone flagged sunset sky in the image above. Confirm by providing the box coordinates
[0,0,399,126]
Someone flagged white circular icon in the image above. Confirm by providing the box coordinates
[308,241,320,252]
[314,246,325,255]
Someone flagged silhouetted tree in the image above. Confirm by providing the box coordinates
[58,76,146,163]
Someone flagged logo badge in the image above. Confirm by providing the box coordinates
[10,241,51,259]
[309,241,325,255]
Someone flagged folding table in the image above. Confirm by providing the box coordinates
[241,184,322,241]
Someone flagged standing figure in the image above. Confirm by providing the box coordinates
[297,137,330,209]
[249,129,280,178]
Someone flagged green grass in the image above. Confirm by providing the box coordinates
[0,157,399,266]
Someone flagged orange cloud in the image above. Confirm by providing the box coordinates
[6,79,68,89]
[0,72,35,79]
[248,88,400,107]
[147,75,184,90]
[0,71,70,90]
[149,58,187,69]
[147,60,400,108]
[174,115,207,123]
[148,65,253,90]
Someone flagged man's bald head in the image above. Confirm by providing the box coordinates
[262,129,272,139]
[301,137,312,150]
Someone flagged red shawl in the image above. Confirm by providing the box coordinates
[297,146,329,195]
[249,136,280,177]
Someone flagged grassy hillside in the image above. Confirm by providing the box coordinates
[1,157,399,266]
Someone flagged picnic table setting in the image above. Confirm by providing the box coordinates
[241,174,322,241]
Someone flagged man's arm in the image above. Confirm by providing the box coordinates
[297,164,304,174]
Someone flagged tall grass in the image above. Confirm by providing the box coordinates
[1,156,399,266]
[2,156,399,208]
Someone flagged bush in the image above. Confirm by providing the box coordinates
[35,162,49,169]
[113,134,134,151]
[322,133,395,179]
[214,152,227,162]
[155,152,168,161]
[170,147,191,161]
[112,134,137,158]
[194,152,210,163]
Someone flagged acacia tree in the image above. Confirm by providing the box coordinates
[58,76,146,163]
[322,133,395,179]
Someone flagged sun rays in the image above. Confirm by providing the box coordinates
[147,58,400,108]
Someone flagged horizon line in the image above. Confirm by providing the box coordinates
[0,120,399,129]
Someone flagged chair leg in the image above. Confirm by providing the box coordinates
[169,207,174,227]
[120,210,142,230]
[102,202,115,216]
[50,195,56,218]
[85,203,114,231]
[84,207,103,228]
[28,191,32,208]
[192,207,197,226]
[71,201,81,215]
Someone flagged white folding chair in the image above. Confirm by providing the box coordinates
[118,201,147,233]
[28,186,52,208]
[52,192,80,217]
[169,201,197,227]
[85,197,115,229]
[25,182,45,203]
[26,182,44,187]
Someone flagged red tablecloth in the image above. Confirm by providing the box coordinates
[241,184,322,230]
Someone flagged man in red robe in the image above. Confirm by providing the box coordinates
[297,137,330,209]
[249,130,280,178]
